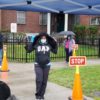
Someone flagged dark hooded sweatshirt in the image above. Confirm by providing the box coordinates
[25,37,57,66]
[34,42,51,65]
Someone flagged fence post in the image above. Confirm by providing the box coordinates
[98,38,100,58]
[13,33,14,60]
[26,52,28,63]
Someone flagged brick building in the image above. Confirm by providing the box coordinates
[0,10,47,33]
[0,10,80,34]
[1,10,97,34]
[80,15,100,26]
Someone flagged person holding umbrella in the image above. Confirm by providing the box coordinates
[25,33,58,100]
[64,35,75,63]
[59,31,75,63]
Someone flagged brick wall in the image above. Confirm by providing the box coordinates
[17,12,47,33]
[1,10,16,31]
[79,15,94,26]
[0,10,47,33]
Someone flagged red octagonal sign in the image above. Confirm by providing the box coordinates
[69,56,86,67]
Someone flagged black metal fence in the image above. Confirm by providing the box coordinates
[3,34,100,62]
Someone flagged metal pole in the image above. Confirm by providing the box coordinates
[98,38,100,58]
[64,14,68,31]
[13,33,14,60]
[47,13,51,34]
[26,52,28,63]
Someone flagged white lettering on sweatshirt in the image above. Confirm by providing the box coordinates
[37,46,50,54]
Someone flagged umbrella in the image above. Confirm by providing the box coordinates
[1,0,100,15]
[59,31,75,36]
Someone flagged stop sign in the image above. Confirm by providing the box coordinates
[69,56,86,67]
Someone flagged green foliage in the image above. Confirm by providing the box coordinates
[73,25,86,42]
[74,25,86,35]
[74,25,98,38]
[0,29,10,33]
[86,26,98,38]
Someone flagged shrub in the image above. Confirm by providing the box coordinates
[73,25,86,42]
[86,26,98,38]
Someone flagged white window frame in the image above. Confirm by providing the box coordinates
[39,13,47,25]
[17,11,26,24]
[90,17,100,25]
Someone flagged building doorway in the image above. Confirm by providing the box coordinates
[51,13,64,33]
[51,14,79,34]
[56,13,64,32]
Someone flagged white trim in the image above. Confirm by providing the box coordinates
[92,7,100,12]
[0,1,59,13]
[47,13,51,34]
[17,11,26,24]
[64,14,68,31]
[0,2,26,7]
[93,4,100,8]
[0,0,59,8]
[39,13,47,25]
[90,17,100,25]
[64,0,87,7]
[33,0,59,4]
[32,3,59,13]
[64,7,88,13]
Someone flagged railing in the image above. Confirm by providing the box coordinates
[4,36,100,62]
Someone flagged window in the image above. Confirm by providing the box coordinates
[17,11,26,24]
[74,15,80,25]
[39,13,47,25]
[90,17,100,25]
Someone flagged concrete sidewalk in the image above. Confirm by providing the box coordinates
[0,59,99,100]
[51,59,100,69]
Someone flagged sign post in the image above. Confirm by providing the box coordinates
[72,44,78,50]
[10,23,17,33]
[10,23,17,60]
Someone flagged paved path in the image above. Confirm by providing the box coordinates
[0,59,99,100]
[50,58,100,69]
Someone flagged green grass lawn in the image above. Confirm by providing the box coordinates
[49,65,100,99]
[77,45,98,56]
